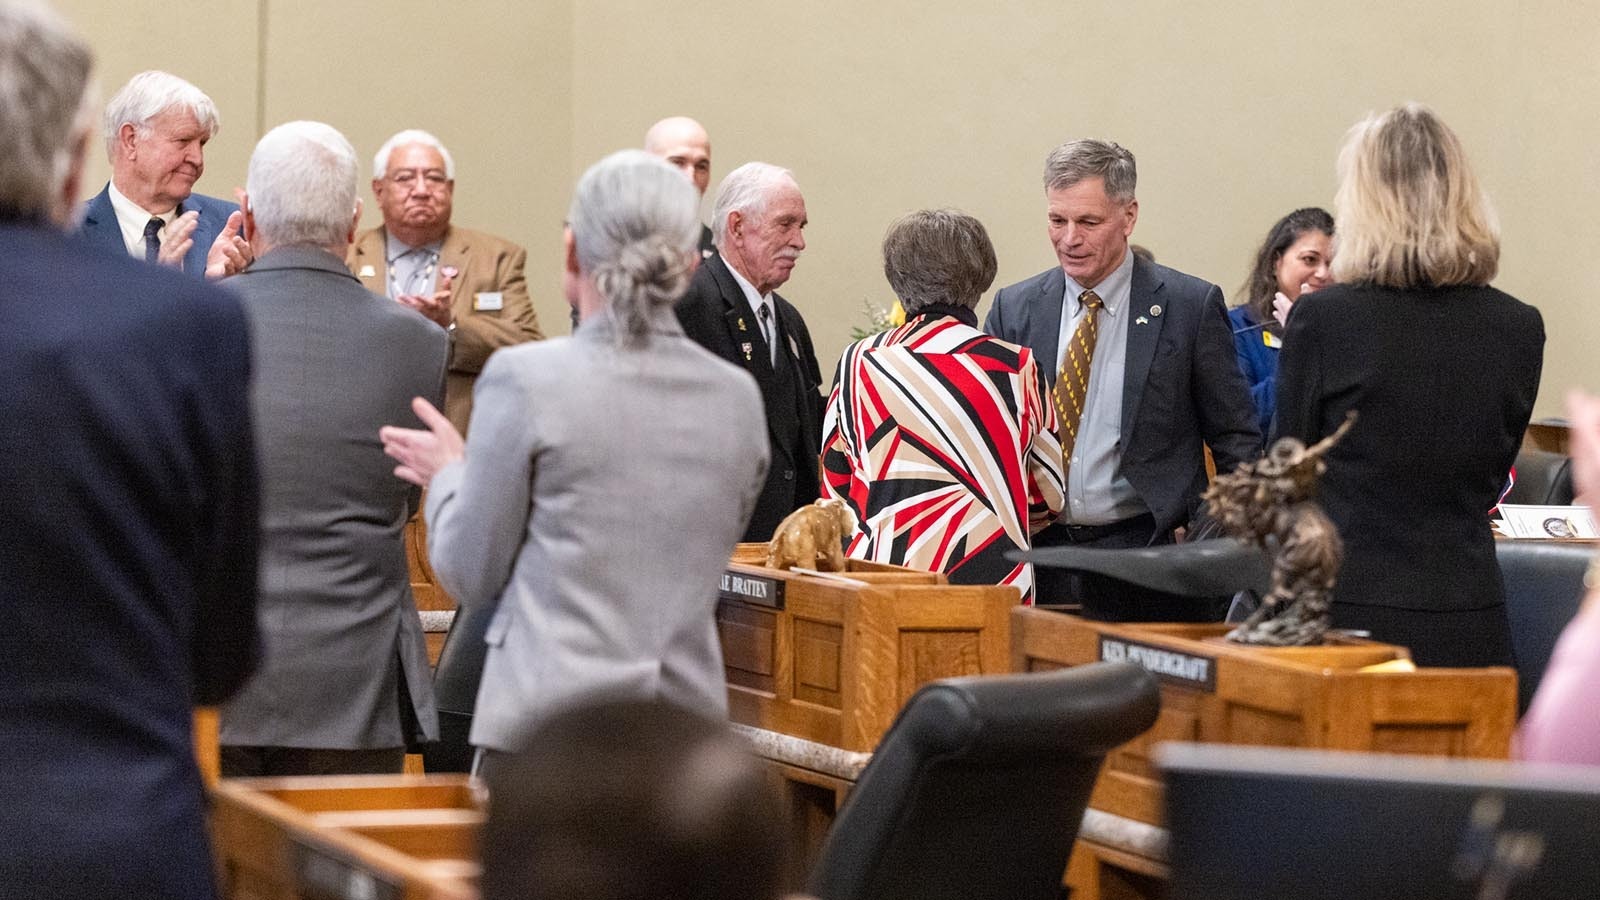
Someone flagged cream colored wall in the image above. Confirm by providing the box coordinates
[59,0,1599,418]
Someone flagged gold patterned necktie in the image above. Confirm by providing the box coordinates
[1052,289,1104,480]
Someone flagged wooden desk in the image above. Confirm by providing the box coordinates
[1011,609,1517,900]
[211,775,480,900]
[718,546,1017,876]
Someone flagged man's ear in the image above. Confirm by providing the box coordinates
[724,210,742,244]
[347,198,363,243]
[240,193,257,243]
[371,177,384,200]
[117,122,139,160]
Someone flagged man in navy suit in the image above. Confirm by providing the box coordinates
[985,139,1260,618]
[76,70,251,278]
[0,6,260,897]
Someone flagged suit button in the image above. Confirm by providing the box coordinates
[783,469,795,481]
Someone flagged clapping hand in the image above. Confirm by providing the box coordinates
[380,397,465,487]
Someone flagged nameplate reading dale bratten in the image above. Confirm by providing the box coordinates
[719,570,785,610]
[1099,636,1216,692]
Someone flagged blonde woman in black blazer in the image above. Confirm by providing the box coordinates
[1275,103,1543,667]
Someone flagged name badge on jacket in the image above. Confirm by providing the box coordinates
[475,292,504,311]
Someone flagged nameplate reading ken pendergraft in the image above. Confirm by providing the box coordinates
[719,569,786,610]
[1098,635,1217,693]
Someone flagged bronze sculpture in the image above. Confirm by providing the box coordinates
[1205,413,1356,646]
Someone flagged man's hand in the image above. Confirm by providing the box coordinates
[156,211,199,268]
[204,211,253,280]
[380,396,466,487]
[396,269,454,329]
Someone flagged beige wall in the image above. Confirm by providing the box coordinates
[61,0,1599,418]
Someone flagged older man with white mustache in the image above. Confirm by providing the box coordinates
[675,162,824,543]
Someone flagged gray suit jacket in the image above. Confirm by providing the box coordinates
[984,256,1260,535]
[425,309,768,752]
[220,246,447,748]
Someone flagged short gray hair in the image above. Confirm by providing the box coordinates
[1043,139,1136,202]
[246,120,359,249]
[0,0,94,224]
[569,149,700,348]
[102,70,220,161]
[882,209,997,313]
[373,128,455,180]
[710,162,796,247]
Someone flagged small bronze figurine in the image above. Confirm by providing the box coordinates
[1204,413,1356,646]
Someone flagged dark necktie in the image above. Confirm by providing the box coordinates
[757,303,775,365]
[143,216,163,264]
[1052,290,1105,481]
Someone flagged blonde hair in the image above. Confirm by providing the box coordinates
[1331,103,1499,288]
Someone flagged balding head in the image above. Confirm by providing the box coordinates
[643,116,711,197]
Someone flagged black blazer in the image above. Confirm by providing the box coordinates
[985,256,1262,535]
[1275,282,1544,614]
[0,220,259,897]
[676,253,824,541]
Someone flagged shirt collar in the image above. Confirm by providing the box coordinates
[108,179,178,222]
[724,260,772,316]
[1063,248,1134,316]
[384,229,443,264]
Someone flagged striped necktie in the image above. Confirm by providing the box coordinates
[1052,290,1104,480]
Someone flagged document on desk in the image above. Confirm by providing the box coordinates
[1496,504,1599,539]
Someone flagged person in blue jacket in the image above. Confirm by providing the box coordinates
[1228,207,1334,433]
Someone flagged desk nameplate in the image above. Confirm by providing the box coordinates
[720,569,786,610]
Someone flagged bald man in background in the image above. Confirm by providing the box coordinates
[644,116,715,258]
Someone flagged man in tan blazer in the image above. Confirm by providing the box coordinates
[349,129,544,433]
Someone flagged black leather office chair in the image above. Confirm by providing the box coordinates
[1504,449,1575,506]
[422,604,495,772]
[1497,540,1589,715]
[807,662,1161,900]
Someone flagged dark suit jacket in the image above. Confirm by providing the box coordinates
[1275,282,1543,621]
[676,253,824,542]
[77,183,238,276]
[0,219,258,899]
[220,247,447,751]
[985,256,1261,535]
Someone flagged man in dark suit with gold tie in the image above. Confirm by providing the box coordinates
[985,139,1260,618]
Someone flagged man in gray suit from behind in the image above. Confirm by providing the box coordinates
[219,121,448,776]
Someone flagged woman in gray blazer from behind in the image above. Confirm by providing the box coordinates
[382,150,769,754]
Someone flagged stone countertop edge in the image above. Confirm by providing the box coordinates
[731,723,874,780]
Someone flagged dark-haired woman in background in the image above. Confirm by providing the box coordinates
[1228,207,1333,434]
[1274,104,1543,667]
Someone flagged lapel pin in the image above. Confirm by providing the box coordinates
[737,318,748,332]
[1136,316,1149,325]
[358,264,376,278]
[1149,304,1163,317]
[740,342,753,361]
[440,265,459,280]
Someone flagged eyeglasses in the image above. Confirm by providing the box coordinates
[387,169,450,188]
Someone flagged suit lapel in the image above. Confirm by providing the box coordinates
[78,186,129,254]
[1121,257,1164,435]
[1031,268,1066,385]
[350,228,388,294]
[437,226,471,316]
[708,256,776,389]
